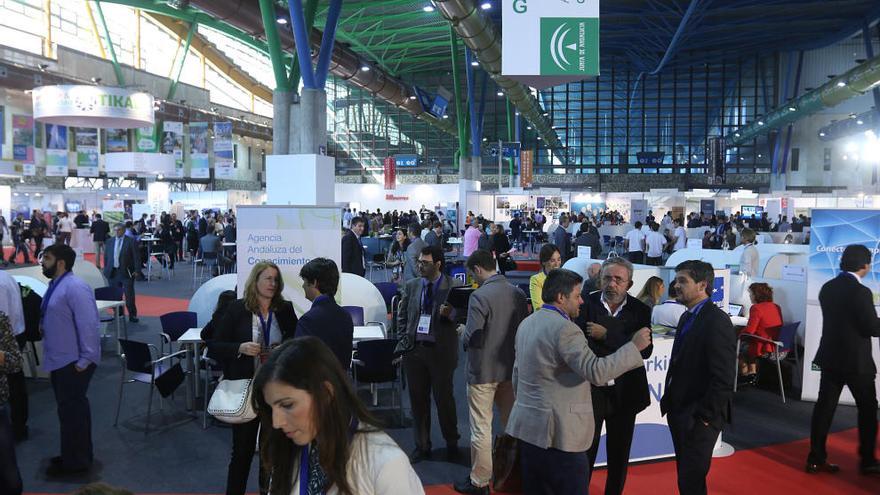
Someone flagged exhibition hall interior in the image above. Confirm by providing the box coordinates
[2,0,880,494]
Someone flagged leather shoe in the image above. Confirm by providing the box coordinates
[453,476,489,495]
[129,316,139,323]
[860,463,880,475]
[805,462,840,474]
[45,463,89,477]
[409,448,431,464]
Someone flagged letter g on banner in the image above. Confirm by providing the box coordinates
[513,0,527,14]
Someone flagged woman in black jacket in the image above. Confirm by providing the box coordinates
[207,261,298,495]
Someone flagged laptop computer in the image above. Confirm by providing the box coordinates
[727,303,743,317]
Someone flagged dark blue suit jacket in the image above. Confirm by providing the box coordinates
[296,295,354,370]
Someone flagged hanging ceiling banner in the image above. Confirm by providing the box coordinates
[136,126,157,153]
[161,121,184,178]
[213,122,235,179]
[502,0,600,88]
[105,152,175,175]
[32,85,154,128]
[45,124,69,177]
[189,122,210,179]
[76,128,100,177]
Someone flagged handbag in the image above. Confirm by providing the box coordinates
[492,434,522,492]
[207,377,257,424]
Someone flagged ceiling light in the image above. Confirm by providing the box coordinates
[408,95,417,100]
[360,65,370,72]
[836,81,846,87]
[788,106,797,112]
[443,114,449,119]
[527,126,533,130]
[480,2,492,9]
[692,155,698,159]
[734,132,741,137]
[91,77,102,84]
[157,174,164,180]
[422,5,435,12]
[857,119,864,125]
[543,112,549,117]
[497,91,504,96]
[471,60,479,67]
[537,136,542,140]
[482,137,488,142]
[758,154,763,158]
[276,17,288,25]
[757,120,765,126]
[819,132,826,137]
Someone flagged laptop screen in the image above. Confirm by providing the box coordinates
[727,304,743,317]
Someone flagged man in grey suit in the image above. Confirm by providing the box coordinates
[424,221,445,250]
[395,244,462,464]
[454,249,529,495]
[507,269,651,494]
[552,214,572,262]
[103,223,140,322]
[403,224,427,281]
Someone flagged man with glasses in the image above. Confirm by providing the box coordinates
[575,258,653,495]
[395,245,462,464]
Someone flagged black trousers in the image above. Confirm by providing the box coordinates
[808,371,878,467]
[0,405,22,495]
[7,336,27,438]
[520,439,589,495]
[625,251,644,264]
[50,362,96,470]
[667,410,720,495]
[645,256,663,266]
[404,343,459,451]
[108,271,137,317]
[586,387,637,495]
[226,417,266,495]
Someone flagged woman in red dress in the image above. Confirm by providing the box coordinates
[739,282,783,385]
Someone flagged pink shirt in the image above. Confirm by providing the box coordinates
[463,226,481,257]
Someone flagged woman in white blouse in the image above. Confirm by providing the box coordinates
[253,337,424,495]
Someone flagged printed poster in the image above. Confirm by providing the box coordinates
[161,121,184,178]
[135,126,157,152]
[106,128,130,152]
[76,128,100,177]
[12,115,34,162]
[45,124,69,177]
[213,122,234,178]
[189,122,210,178]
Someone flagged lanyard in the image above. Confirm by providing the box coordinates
[41,271,71,318]
[542,305,570,321]
[258,311,273,346]
[299,419,358,495]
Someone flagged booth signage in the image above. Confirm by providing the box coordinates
[32,85,154,128]
[395,154,418,167]
[503,0,600,88]
[636,152,664,166]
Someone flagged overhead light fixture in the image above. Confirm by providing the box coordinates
[537,136,542,140]
[422,5,435,12]
[91,77,102,84]
[443,114,449,119]
[471,60,479,67]
[692,155,698,159]
[788,106,797,112]
[857,119,864,125]
[734,132,741,138]
[482,137,488,142]
[757,120,765,126]
[758,154,763,158]
[836,81,846,87]
[408,95,417,100]
[480,2,492,9]
[543,112,549,117]
[157,174,164,180]
[496,91,504,97]
[360,65,370,72]
[276,17,288,25]
[527,126,533,130]
[37,63,49,71]
[819,131,826,137]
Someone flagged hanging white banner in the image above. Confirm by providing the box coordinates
[33,85,154,128]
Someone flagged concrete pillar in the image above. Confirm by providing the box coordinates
[273,89,291,155]
[298,88,328,154]
[289,96,302,155]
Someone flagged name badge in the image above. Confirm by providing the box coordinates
[417,314,432,335]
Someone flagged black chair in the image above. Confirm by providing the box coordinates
[343,305,365,326]
[352,338,404,421]
[95,286,127,343]
[374,282,399,313]
[159,311,198,356]
[114,338,188,434]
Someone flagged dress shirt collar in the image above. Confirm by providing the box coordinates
[600,293,627,318]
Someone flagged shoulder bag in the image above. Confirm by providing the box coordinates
[207,376,257,424]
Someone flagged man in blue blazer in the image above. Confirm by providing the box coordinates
[296,257,354,370]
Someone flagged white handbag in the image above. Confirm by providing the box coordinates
[207,377,257,424]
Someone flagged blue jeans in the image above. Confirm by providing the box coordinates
[0,405,23,495]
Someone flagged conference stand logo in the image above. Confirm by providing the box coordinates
[540,18,599,76]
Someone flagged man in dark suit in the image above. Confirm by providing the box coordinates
[296,257,354,371]
[807,244,880,476]
[574,221,602,260]
[89,213,110,270]
[103,223,140,322]
[341,216,366,277]
[424,221,445,250]
[576,257,653,495]
[552,215,572,262]
[660,260,736,495]
[395,244,462,464]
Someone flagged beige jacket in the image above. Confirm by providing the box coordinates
[506,308,643,452]
[290,430,424,495]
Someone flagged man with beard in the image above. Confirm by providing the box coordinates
[39,244,101,476]
[575,257,653,495]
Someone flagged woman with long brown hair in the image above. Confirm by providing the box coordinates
[208,261,298,495]
[253,337,423,494]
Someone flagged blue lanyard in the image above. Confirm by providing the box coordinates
[542,305,570,321]
[258,311,273,346]
[41,271,71,318]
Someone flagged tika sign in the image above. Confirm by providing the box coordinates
[504,0,599,89]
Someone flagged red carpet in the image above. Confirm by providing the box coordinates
[23,429,880,494]
[135,295,191,316]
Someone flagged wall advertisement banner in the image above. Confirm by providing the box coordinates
[502,0,600,88]
[236,206,341,316]
[161,121,184,178]
[520,149,533,188]
[803,209,880,403]
[383,156,396,190]
[189,122,210,178]
[12,115,34,162]
[213,122,234,178]
[631,199,648,224]
[76,128,100,177]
